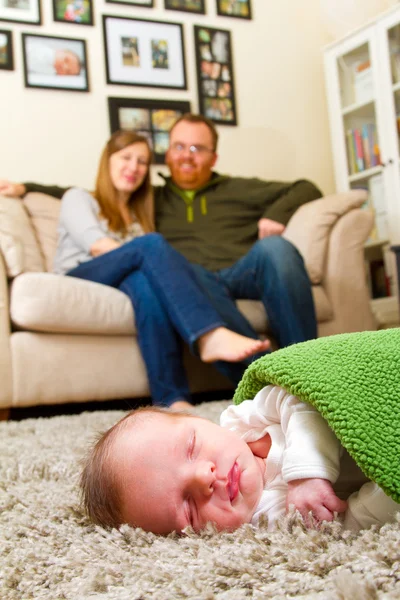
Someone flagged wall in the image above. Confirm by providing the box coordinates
[0,0,365,194]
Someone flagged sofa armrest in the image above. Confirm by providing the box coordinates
[321,208,377,334]
[0,252,13,407]
[283,190,368,284]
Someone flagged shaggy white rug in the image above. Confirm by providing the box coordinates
[0,400,399,600]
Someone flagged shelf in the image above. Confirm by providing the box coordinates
[348,165,382,182]
[342,98,375,116]
[365,238,389,248]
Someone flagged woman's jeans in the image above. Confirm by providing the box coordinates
[67,233,224,407]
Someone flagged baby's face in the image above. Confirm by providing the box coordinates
[54,50,80,75]
[112,413,265,534]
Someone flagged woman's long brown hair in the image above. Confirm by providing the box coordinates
[93,130,155,233]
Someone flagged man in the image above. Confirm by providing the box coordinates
[0,114,322,403]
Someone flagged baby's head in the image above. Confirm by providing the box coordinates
[80,406,264,534]
[54,49,81,75]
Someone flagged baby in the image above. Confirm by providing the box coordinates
[80,384,400,534]
[27,43,81,76]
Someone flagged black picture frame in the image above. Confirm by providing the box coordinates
[52,0,94,26]
[194,25,237,126]
[22,33,90,92]
[0,0,41,25]
[103,15,187,90]
[108,96,191,164]
[0,29,13,71]
[164,0,205,14]
[216,0,252,19]
[106,0,154,6]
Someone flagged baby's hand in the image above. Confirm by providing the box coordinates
[286,478,348,525]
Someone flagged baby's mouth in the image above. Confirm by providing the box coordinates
[227,462,240,502]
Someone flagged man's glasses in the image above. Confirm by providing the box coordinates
[170,142,215,155]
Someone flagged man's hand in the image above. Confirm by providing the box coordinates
[286,478,348,525]
[0,180,27,198]
[257,218,285,239]
[90,237,121,257]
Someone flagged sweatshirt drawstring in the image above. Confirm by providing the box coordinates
[201,195,207,215]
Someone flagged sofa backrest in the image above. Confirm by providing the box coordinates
[0,193,60,278]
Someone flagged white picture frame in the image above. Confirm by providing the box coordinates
[103,14,187,90]
[0,0,41,25]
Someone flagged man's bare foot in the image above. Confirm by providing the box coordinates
[169,400,194,412]
[198,327,270,363]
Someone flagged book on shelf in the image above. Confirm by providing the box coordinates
[346,124,380,174]
[353,60,374,104]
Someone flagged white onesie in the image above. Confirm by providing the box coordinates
[220,385,399,532]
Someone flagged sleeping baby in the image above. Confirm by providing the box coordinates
[80,329,400,534]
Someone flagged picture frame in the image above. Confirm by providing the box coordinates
[108,96,191,164]
[0,29,13,71]
[0,0,41,25]
[194,25,237,126]
[52,0,94,26]
[164,0,205,14]
[103,15,187,90]
[22,33,89,92]
[106,0,154,6]
[216,0,252,19]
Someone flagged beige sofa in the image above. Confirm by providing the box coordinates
[0,189,377,410]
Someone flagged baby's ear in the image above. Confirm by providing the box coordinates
[246,434,271,459]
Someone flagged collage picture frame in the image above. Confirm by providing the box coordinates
[194,24,237,125]
[0,29,13,70]
[0,0,41,25]
[108,96,190,164]
[22,33,89,92]
[103,14,187,89]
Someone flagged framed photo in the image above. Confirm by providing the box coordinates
[216,0,252,19]
[0,0,41,25]
[164,0,205,14]
[0,29,13,70]
[22,33,89,92]
[108,96,191,164]
[52,0,94,26]
[106,0,153,6]
[194,25,237,126]
[103,15,187,89]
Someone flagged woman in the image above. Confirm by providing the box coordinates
[53,130,269,410]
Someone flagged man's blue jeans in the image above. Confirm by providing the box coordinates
[67,233,225,407]
[190,235,317,384]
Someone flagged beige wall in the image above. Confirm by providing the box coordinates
[0,0,391,195]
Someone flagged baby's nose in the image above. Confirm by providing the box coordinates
[190,462,216,496]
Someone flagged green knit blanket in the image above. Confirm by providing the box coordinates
[233,329,400,503]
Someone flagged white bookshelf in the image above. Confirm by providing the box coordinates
[324,5,400,298]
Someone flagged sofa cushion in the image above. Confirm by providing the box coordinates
[10,272,332,336]
[283,190,368,284]
[10,273,136,334]
[0,196,45,277]
[23,193,61,272]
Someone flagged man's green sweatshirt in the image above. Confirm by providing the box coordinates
[155,173,322,271]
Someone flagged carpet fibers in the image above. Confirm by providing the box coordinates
[0,401,399,599]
